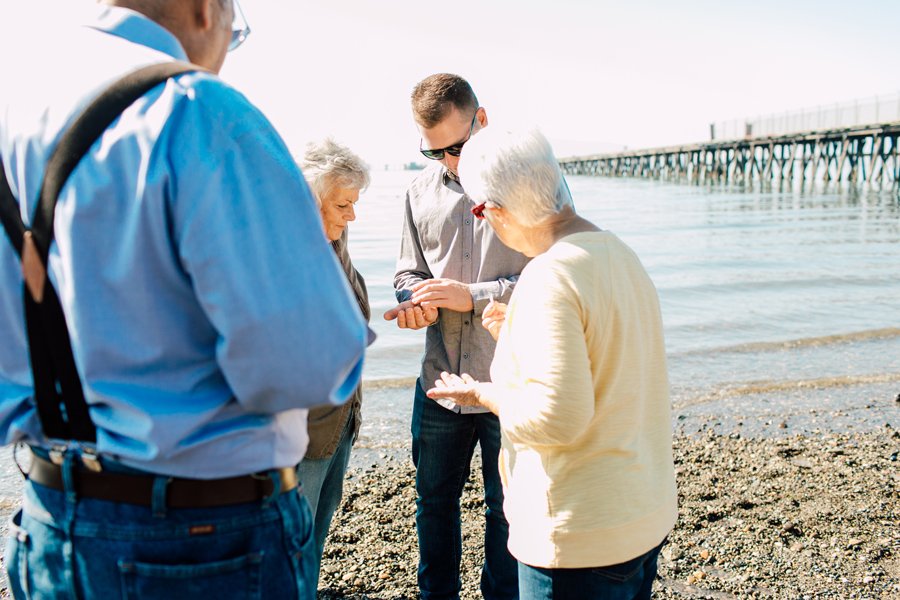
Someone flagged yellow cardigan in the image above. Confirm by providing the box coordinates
[489,231,677,569]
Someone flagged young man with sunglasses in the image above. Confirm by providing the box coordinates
[0,2,366,598]
[384,73,529,600]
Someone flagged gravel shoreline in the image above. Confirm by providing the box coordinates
[320,427,899,599]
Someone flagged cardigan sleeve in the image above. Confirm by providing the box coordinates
[492,255,598,448]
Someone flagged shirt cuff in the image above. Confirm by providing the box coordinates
[468,281,501,317]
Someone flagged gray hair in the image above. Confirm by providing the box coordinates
[458,127,573,227]
[300,138,370,204]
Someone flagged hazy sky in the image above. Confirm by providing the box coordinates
[5,0,900,166]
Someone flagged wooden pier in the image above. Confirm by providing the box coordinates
[559,121,900,190]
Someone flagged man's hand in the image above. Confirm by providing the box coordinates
[383,300,438,330]
[410,278,474,313]
[481,299,507,341]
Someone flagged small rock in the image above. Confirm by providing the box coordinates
[783,522,801,535]
[378,571,391,580]
[699,549,710,560]
[661,547,680,562]
[847,538,863,548]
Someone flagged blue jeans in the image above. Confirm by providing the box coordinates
[411,379,518,600]
[5,453,316,599]
[297,413,354,587]
[517,539,666,600]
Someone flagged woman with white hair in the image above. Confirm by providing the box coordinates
[297,138,370,582]
[423,128,678,599]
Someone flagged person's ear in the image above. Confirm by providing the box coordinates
[487,205,506,227]
[476,107,488,129]
[188,0,215,32]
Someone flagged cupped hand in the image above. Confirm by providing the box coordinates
[410,278,474,313]
[426,371,481,407]
[383,300,438,330]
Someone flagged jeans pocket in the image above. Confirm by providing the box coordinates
[286,495,317,600]
[590,552,645,583]
[118,551,264,600]
[6,509,32,600]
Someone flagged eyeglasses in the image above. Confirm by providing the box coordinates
[471,201,490,219]
[419,109,479,161]
[228,0,251,52]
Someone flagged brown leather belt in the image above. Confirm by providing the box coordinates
[28,454,298,509]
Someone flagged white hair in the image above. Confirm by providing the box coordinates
[458,127,573,227]
[299,138,370,204]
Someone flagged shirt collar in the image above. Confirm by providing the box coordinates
[85,5,189,61]
[442,168,463,189]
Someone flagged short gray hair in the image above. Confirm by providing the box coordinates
[458,127,572,227]
[300,138,370,204]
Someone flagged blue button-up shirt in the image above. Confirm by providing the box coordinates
[0,7,367,478]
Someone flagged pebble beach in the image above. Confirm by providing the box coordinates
[319,422,899,599]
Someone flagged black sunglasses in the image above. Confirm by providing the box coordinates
[419,110,479,161]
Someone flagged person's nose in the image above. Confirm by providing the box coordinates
[345,205,356,222]
[443,154,461,172]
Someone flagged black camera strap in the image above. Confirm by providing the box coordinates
[0,61,200,443]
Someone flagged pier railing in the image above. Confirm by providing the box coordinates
[559,121,900,190]
[713,93,900,140]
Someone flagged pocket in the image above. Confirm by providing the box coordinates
[590,552,645,583]
[6,509,32,600]
[285,493,317,600]
[118,552,264,600]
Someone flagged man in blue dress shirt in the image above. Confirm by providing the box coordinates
[0,1,366,598]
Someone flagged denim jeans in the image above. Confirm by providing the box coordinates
[297,413,354,587]
[411,379,518,600]
[516,539,666,600]
[5,452,317,600]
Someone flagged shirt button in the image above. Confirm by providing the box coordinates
[464,320,470,326]
[464,253,470,259]
[463,353,469,360]
[465,219,471,225]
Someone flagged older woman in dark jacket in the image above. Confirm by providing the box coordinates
[298,138,371,583]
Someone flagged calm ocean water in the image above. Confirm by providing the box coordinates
[349,170,900,448]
